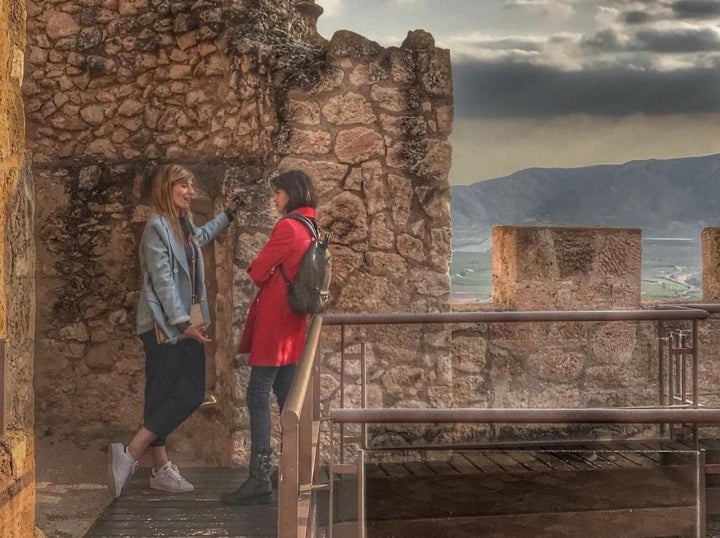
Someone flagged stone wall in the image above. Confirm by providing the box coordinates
[493,225,642,310]
[698,228,720,410]
[442,225,717,443]
[338,226,658,446]
[1,0,36,535]
[485,226,648,440]
[702,228,720,301]
[24,0,453,463]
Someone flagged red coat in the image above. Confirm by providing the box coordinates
[239,207,315,366]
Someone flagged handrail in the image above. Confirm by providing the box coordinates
[278,315,324,538]
[284,307,717,537]
[331,407,720,425]
[281,315,323,424]
[323,308,709,326]
[662,303,720,313]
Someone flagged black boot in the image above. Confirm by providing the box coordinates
[220,452,273,505]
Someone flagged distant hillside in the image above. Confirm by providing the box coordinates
[451,154,720,250]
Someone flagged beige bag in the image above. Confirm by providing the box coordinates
[154,320,168,344]
[190,302,204,326]
[154,303,204,344]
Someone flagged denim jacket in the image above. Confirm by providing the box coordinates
[136,211,230,343]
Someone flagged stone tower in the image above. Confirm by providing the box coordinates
[22,0,454,463]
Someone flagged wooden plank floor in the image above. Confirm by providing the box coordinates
[328,439,709,537]
[84,439,714,537]
[366,438,704,477]
[84,467,277,538]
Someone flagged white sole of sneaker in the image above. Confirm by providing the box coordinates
[148,483,194,494]
[106,444,119,498]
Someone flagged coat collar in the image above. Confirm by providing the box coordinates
[287,206,316,219]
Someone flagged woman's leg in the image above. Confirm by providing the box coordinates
[272,363,298,411]
[109,332,204,497]
[246,366,278,454]
[220,366,278,505]
[143,336,205,455]
[126,426,157,461]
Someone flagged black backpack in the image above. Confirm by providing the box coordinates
[278,214,332,314]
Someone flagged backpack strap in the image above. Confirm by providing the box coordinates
[284,213,318,239]
[277,213,318,287]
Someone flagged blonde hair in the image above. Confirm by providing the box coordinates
[151,164,194,241]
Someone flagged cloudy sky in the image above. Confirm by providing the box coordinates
[315,0,720,184]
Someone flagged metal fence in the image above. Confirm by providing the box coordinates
[277,307,717,538]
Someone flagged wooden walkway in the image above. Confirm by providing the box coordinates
[84,467,277,538]
[332,439,717,538]
[84,439,720,538]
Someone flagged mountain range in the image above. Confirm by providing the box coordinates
[451,153,720,251]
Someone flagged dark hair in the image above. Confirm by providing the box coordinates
[270,170,317,213]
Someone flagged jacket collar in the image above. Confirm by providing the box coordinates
[153,214,190,276]
[287,206,316,219]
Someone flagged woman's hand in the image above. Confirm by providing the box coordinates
[226,188,246,213]
[182,324,212,344]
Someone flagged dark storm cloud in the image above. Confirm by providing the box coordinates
[606,0,720,23]
[623,10,653,24]
[672,0,720,19]
[635,27,720,51]
[581,26,720,53]
[452,59,720,117]
[581,28,624,51]
[478,37,543,52]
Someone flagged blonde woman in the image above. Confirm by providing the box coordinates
[107,164,240,498]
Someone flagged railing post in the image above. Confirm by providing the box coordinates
[299,372,313,486]
[0,338,6,435]
[278,316,323,538]
[357,449,365,538]
[659,321,666,436]
[697,449,706,538]
[692,319,699,408]
[340,324,346,464]
[279,416,299,538]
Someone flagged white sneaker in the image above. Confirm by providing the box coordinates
[107,442,138,498]
[149,461,194,493]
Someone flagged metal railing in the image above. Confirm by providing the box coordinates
[278,316,324,538]
[329,406,719,538]
[278,307,714,538]
[324,308,708,458]
[331,407,720,424]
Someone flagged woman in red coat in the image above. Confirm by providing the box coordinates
[221,170,317,506]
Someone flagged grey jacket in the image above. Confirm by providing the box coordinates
[136,211,231,343]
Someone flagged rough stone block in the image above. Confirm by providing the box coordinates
[702,227,720,301]
[492,225,641,309]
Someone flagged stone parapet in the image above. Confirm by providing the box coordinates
[702,227,720,301]
[492,225,642,309]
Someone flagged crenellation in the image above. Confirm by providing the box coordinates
[493,225,642,309]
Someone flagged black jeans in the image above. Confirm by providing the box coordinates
[140,330,205,447]
[246,364,297,454]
